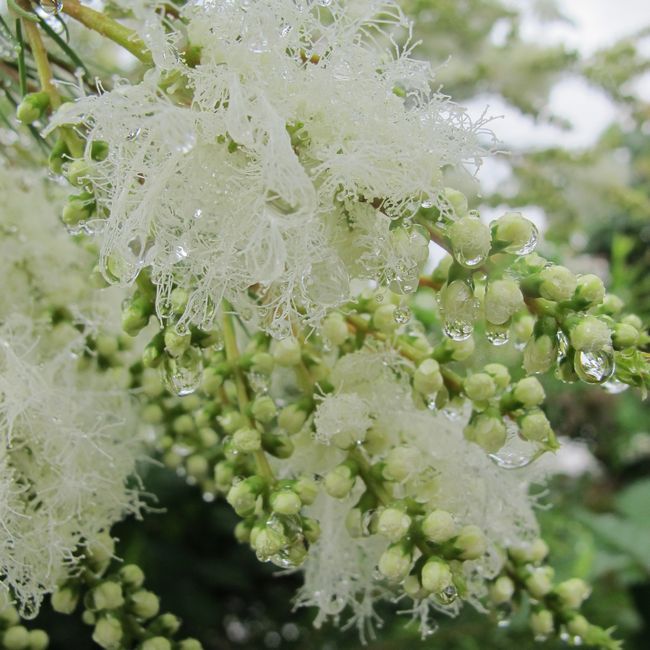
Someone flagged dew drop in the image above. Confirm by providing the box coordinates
[438,585,458,605]
[393,306,411,325]
[39,0,63,15]
[443,320,474,341]
[162,349,202,396]
[126,127,141,141]
[489,424,543,469]
[574,349,615,384]
[453,248,488,269]
[486,324,509,346]
[602,378,629,394]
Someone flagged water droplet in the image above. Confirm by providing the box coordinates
[453,248,488,269]
[438,585,458,604]
[126,127,141,141]
[193,208,203,220]
[443,320,474,341]
[556,330,569,359]
[486,324,509,346]
[393,306,411,325]
[174,244,189,261]
[603,378,629,394]
[574,349,615,384]
[162,348,203,396]
[39,1,62,15]
[421,199,434,209]
[489,423,543,469]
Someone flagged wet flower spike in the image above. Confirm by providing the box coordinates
[0,1,648,649]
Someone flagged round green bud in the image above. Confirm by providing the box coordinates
[129,590,160,619]
[513,377,545,407]
[324,464,357,499]
[152,613,181,636]
[82,610,96,626]
[575,274,605,305]
[621,314,643,330]
[403,574,426,599]
[448,217,491,268]
[234,520,253,543]
[413,359,443,395]
[484,364,511,390]
[520,410,553,443]
[218,411,247,435]
[226,477,264,517]
[511,538,550,564]
[3,626,29,650]
[372,304,399,335]
[253,526,287,559]
[121,304,150,337]
[465,415,506,454]
[65,159,92,187]
[27,629,49,650]
[92,616,123,649]
[278,404,307,434]
[294,476,319,505]
[0,603,20,626]
[513,314,535,343]
[525,567,554,598]
[378,544,412,582]
[383,446,419,482]
[16,92,50,124]
[421,510,456,544]
[302,517,321,544]
[201,367,223,395]
[443,187,469,217]
[492,211,537,253]
[322,312,350,346]
[539,265,577,302]
[601,293,624,314]
[570,316,612,352]
[455,525,487,560]
[555,578,591,609]
[62,195,94,226]
[421,559,453,593]
[530,610,554,637]
[272,337,302,367]
[270,489,302,516]
[186,454,209,480]
[51,587,79,614]
[567,615,590,638]
[485,279,524,325]
[169,287,189,314]
[141,637,171,650]
[523,335,556,375]
[119,564,145,589]
[345,508,364,538]
[214,461,235,489]
[250,352,274,375]
[198,427,219,447]
[251,396,277,424]
[377,508,412,542]
[172,414,195,435]
[613,322,639,349]
[92,582,124,611]
[489,576,515,605]
[448,336,475,361]
[464,373,497,402]
[164,329,192,358]
[232,427,262,453]
[178,639,203,650]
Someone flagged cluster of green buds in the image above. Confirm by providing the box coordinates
[50,533,201,650]
[0,597,48,650]
[488,541,621,649]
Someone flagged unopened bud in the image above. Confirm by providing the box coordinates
[485,279,524,325]
[324,462,357,499]
[448,217,491,268]
[270,489,302,516]
[455,524,487,560]
[513,377,545,407]
[232,427,261,453]
[273,337,302,367]
[490,576,515,604]
[378,544,412,582]
[539,265,577,302]
[520,410,553,443]
[575,274,605,305]
[413,358,443,395]
[421,510,456,543]
[130,590,160,619]
[464,373,497,402]
[530,610,554,637]
[421,559,453,593]
[556,578,591,609]
[526,567,554,598]
[92,616,123,649]
[570,316,612,352]
[377,508,411,542]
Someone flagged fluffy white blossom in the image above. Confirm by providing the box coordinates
[49,0,487,336]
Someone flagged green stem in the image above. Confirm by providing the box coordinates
[221,301,275,483]
[62,0,153,65]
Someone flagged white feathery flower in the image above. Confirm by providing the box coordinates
[0,317,142,617]
[49,0,487,336]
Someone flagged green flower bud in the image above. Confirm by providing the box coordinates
[302,517,321,544]
[511,538,550,564]
[613,322,639,349]
[261,432,294,458]
[567,615,590,638]
[65,159,92,187]
[119,564,145,589]
[129,590,160,619]
[485,279,524,325]
[489,576,515,604]
[253,525,287,559]
[491,211,537,254]
[272,337,302,366]
[455,524,487,560]
[186,455,209,480]
[178,639,203,650]
[465,415,506,453]
[62,192,95,226]
[27,629,49,650]
[324,462,358,499]
[250,352,274,375]
[448,335,475,361]
[16,92,50,124]
[442,187,469,218]
[484,363,511,390]
[621,314,643,330]
[172,414,195,435]
[214,461,235,489]
[150,613,181,637]
[88,534,116,569]
[278,404,307,434]
[421,559,453,593]
[3,626,29,650]
[232,426,261,453]
[218,411,247,434]
[372,304,399,335]
[530,610,554,638]
[555,578,591,609]
[122,301,152,337]
[448,216,491,268]
[345,508,364,538]
[82,610,96,625]
[294,476,319,505]
[322,312,350,346]
[575,274,605,305]
[512,314,535,344]
[92,582,124,611]
[421,510,456,544]
[270,489,302,515]
[251,395,277,424]
[539,265,577,302]
[198,427,219,447]
[601,293,624,314]
[513,377,545,407]
[169,287,189,315]
[378,544,412,582]
[525,567,554,598]
[234,520,253,543]
[383,446,419,482]
[164,328,192,358]
[403,574,426,599]
[520,410,552,442]
[92,616,123,649]
[141,638,171,650]
[226,477,264,516]
[570,316,611,352]
[413,359,443,395]
[90,140,109,161]
[0,603,20,626]
[51,586,79,614]
[523,335,556,375]
[464,373,497,402]
[377,507,411,542]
